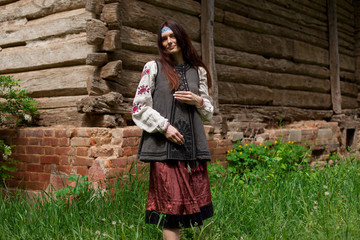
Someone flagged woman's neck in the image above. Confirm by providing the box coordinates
[172,52,184,65]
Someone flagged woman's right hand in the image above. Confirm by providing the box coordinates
[164,125,184,145]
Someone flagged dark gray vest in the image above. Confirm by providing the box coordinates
[138,61,211,162]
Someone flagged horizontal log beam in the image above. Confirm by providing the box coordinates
[0,33,94,74]
[0,9,91,47]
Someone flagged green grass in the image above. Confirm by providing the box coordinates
[1,159,360,240]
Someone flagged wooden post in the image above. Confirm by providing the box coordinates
[201,0,219,112]
[327,0,342,114]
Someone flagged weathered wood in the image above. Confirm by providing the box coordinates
[36,95,86,109]
[140,0,200,16]
[355,0,360,84]
[215,46,329,79]
[328,0,342,114]
[0,0,85,22]
[215,0,327,39]
[201,0,218,111]
[218,82,273,105]
[121,26,158,54]
[86,53,108,66]
[102,30,121,51]
[119,70,142,98]
[100,60,122,81]
[86,19,108,45]
[100,2,121,29]
[85,0,104,15]
[272,89,331,109]
[216,64,330,93]
[7,65,94,97]
[341,96,358,109]
[341,81,358,98]
[0,33,94,74]
[214,22,329,66]
[87,76,121,96]
[118,0,201,41]
[77,92,126,114]
[0,9,92,47]
[112,50,157,71]
[37,108,84,127]
[340,54,356,72]
[0,0,18,6]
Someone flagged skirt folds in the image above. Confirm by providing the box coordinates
[145,160,213,229]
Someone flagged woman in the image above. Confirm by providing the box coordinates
[132,20,214,240]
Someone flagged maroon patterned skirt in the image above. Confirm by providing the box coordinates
[145,160,213,228]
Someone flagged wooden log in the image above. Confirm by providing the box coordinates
[85,0,104,15]
[118,0,201,41]
[340,71,356,83]
[100,60,122,81]
[215,0,327,39]
[214,22,329,66]
[7,65,94,97]
[36,107,84,127]
[86,19,108,45]
[215,46,329,79]
[36,95,87,109]
[223,11,328,49]
[328,0,342,114]
[216,64,330,93]
[0,9,92,47]
[0,33,94,74]
[340,54,356,72]
[111,50,157,71]
[119,69,142,98]
[77,92,125,114]
[342,96,358,109]
[0,0,85,22]
[201,0,218,111]
[121,26,158,54]
[340,81,358,98]
[0,0,18,6]
[140,0,200,16]
[272,89,331,109]
[218,82,273,105]
[100,2,121,29]
[87,76,122,96]
[102,30,121,51]
[86,53,108,66]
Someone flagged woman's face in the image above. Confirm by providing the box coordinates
[161,26,181,55]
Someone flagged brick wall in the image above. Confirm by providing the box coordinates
[0,120,354,193]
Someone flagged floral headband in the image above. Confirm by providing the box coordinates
[161,26,171,34]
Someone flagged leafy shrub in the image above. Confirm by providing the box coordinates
[0,75,38,184]
[226,140,311,180]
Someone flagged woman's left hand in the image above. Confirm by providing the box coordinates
[174,91,203,107]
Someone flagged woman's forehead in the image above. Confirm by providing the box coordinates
[161,26,172,35]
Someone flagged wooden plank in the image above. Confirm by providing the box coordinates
[36,108,84,127]
[112,49,157,71]
[272,89,331,109]
[216,64,330,93]
[0,9,92,47]
[7,65,95,97]
[118,0,201,41]
[140,0,201,16]
[0,0,18,6]
[201,0,218,112]
[0,0,85,22]
[121,26,158,54]
[36,95,87,109]
[215,46,329,79]
[0,33,95,74]
[328,0,342,114]
[341,81,358,98]
[119,69,142,98]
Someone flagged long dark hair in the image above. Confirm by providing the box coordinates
[157,20,212,91]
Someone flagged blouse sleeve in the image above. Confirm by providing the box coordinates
[132,61,169,133]
[197,67,214,122]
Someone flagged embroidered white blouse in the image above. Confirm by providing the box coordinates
[132,61,213,133]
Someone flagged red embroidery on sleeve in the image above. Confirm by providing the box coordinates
[132,103,142,114]
[137,85,150,95]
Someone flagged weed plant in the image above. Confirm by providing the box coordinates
[0,155,359,239]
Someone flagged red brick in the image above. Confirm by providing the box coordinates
[14,163,26,171]
[27,172,40,181]
[76,147,89,157]
[213,147,229,155]
[12,154,30,163]
[90,138,96,146]
[90,147,114,157]
[123,126,142,137]
[28,138,41,145]
[17,130,26,137]
[27,164,44,172]
[39,173,51,182]
[57,165,73,174]
[25,129,43,138]
[59,156,70,165]
[122,137,140,147]
[40,156,60,164]
[28,155,40,163]
[12,171,25,180]
[73,129,90,137]
[13,137,28,145]
[44,147,55,155]
[111,157,127,168]
[218,139,232,147]
[14,146,26,154]
[58,138,70,146]
[26,146,44,155]
[207,141,218,149]
[55,147,73,156]
[24,181,47,190]
[71,137,90,147]
[41,138,58,146]
[76,166,88,176]
[44,165,52,173]
[123,147,138,156]
[55,129,68,138]
[44,130,54,137]
[74,157,94,166]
